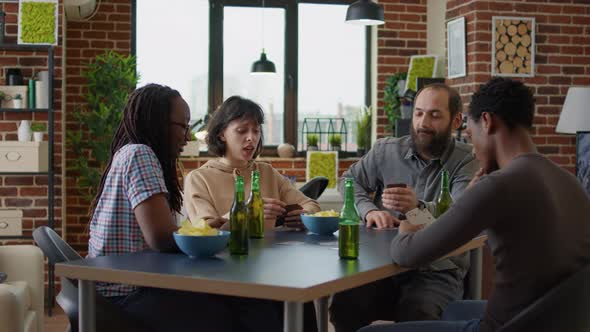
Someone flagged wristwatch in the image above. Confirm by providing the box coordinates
[417,200,427,210]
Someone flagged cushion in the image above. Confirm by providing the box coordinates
[0,281,31,321]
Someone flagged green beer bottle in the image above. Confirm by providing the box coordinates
[229,175,249,255]
[435,169,453,218]
[248,170,264,238]
[339,178,360,259]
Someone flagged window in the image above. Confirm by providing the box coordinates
[135,0,209,124]
[134,0,370,152]
[298,3,366,150]
[224,6,285,145]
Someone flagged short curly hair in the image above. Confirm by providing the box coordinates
[469,77,535,129]
[206,96,265,158]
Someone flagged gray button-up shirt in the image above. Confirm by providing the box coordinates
[339,135,479,272]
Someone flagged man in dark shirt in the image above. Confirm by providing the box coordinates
[360,78,590,332]
[330,84,478,331]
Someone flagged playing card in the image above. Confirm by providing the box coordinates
[405,208,435,227]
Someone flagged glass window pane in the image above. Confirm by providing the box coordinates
[136,0,209,125]
[298,3,366,151]
[224,6,285,146]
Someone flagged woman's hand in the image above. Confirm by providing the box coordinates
[208,217,230,230]
[263,198,286,225]
[283,208,306,230]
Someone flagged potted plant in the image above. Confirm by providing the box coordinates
[67,51,139,200]
[383,72,407,134]
[0,91,12,108]
[306,133,319,151]
[180,115,210,157]
[329,134,342,151]
[31,122,46,142]
[356,106,372,156]
[12,94,23,109]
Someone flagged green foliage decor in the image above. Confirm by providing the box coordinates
[308,152,337,188]
[31,122,46,132]
[356,106,371,150]
[406,56,437,92]
[307,133,319,147]
[67,51,139,200]
[383,73,407,132]
[329,134,342,147]
[20,2,56,44]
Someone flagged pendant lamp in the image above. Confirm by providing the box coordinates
[251,0,276,74]
[345,0,384,26]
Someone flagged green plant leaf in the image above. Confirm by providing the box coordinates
[66,51,139,198]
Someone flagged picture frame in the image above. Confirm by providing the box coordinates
[447,17,466,79]
[576,131,590,195]
[405,55,438,92]
[492,16,535,77]
[18,0,59,46]
[306,151,338,189]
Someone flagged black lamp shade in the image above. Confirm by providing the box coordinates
[251,51,276,74]
[345,0,384,26]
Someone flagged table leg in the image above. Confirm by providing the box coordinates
[316,296,329,332]
[284,301,303,332]
[79,280,96,332]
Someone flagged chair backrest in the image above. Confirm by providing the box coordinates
[33,226,155,332]
[299,176,329,200]
[498,263,590,332]
[32,226,82,264]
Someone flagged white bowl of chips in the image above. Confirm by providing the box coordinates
[174,219,229,258]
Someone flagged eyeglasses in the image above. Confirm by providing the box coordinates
[170,121,190,136]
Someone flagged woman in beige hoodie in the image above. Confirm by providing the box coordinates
[184,96,321,332]
[184,95,320,231]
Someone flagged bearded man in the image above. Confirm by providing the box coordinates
[330,83,479,332]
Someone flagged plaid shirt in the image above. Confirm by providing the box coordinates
[88,144,168,297]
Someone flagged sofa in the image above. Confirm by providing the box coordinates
[0,245,44,332]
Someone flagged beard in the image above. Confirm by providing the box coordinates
[410,122,453,159]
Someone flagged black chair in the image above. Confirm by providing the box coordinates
[299,176,329,200]
[32,226,153,332]
[498,263,590,332]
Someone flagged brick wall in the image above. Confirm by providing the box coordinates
[64,0,132,253]
[446,0,590,173]
[0,2,64,244]
[376,0,428,137]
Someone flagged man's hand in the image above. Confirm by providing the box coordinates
[365,210,399,230]
[398,220,424,234]
[382,186,418,213]
[466,168,485,191]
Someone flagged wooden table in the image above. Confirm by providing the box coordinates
[56,228,486,332]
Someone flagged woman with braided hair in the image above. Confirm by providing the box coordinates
[88,84,281,332]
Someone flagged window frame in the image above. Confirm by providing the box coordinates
[132,0,371,156]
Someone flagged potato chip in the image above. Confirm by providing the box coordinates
[309,210,339,217]
[178,219,219,236]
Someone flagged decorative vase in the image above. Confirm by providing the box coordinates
[17,120,32,142]
[180,141,200,157]
[331,145,341,151]
[33,132,43,142]
[277,143,295,158]
[308,145,318,151]
[12,99,23,109]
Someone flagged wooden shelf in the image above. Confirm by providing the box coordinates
[0,44,52,52]
[0,108,51,113]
